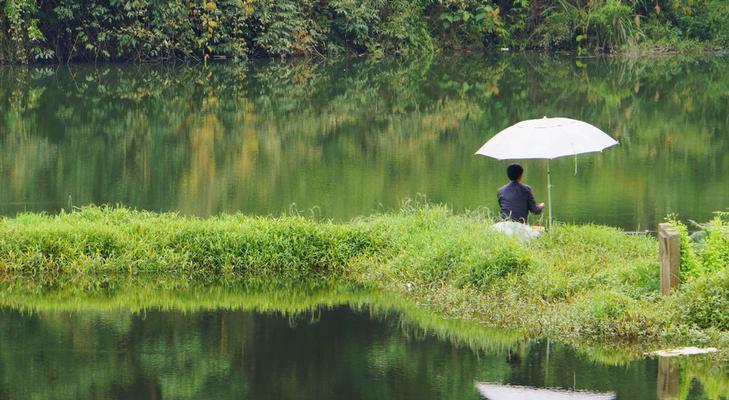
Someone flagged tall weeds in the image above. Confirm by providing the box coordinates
[0,205,726,350]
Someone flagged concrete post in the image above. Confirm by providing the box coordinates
[657,223,680,295]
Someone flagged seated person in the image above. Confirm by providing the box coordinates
[497,163,545,224]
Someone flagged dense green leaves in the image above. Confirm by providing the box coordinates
[659,213,729,331]
[2,0,728,63]
[1,0,256,63]
[677,268,729,330]
[669,212,729,279]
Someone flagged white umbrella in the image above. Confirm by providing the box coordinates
[475,117,619,229]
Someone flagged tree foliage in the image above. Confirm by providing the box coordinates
[3,0,727,63]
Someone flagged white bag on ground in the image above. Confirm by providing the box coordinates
[492,221,542,241]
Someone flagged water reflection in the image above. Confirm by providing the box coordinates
[1,55,728,228]
[476,383,615,399]
[0,306,723,400]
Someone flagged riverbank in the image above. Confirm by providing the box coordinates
[0,206,726,362]
[2,1,727,63]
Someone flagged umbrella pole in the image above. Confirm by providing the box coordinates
[547,159,552,231]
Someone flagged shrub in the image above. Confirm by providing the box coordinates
[669,0,729,47]
[666,212,729,329]
[668,212,729,280]
[676,268,729,330]
[432,1,505,50]
[565,290,665,339]
[665,215,703,279]
[0,0,51,62]
[3,0,727,63]
[588,0,641,51]
[699,212,729,274]
[531,3,581,50]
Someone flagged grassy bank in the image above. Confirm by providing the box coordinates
[0,205,727,359]
[1,0,728,63]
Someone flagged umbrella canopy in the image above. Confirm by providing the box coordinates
[475,117,619,229]
[475,117,618,160]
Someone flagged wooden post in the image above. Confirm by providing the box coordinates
[656,357,679,400]
[657,223,680,295]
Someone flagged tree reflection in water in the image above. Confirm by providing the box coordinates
[1,55,728,228]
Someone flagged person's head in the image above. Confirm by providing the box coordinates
[506,163,523,182]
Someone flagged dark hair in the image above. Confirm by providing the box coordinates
[506,163,523,181]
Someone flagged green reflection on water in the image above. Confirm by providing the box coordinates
[1,55,728,399]
[1,54,728,229]
[0,286,725,400]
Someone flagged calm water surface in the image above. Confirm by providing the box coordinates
[1,55,728,228]
[2,56,728,399]
[0,306,723,400]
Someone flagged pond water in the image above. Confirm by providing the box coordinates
[0,306,722,400]
[2,55,728,398]
[1,55,729,229]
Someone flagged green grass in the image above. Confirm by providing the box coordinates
[0,206,386,291]
[0,205,727,362]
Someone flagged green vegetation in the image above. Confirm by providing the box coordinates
[668,212,729,332]
[1,205,727,361]
[2,0,728,63]
[2,55,729,228]
[0,206,385,291]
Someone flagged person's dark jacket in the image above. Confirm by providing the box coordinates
[497,181,544,223]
